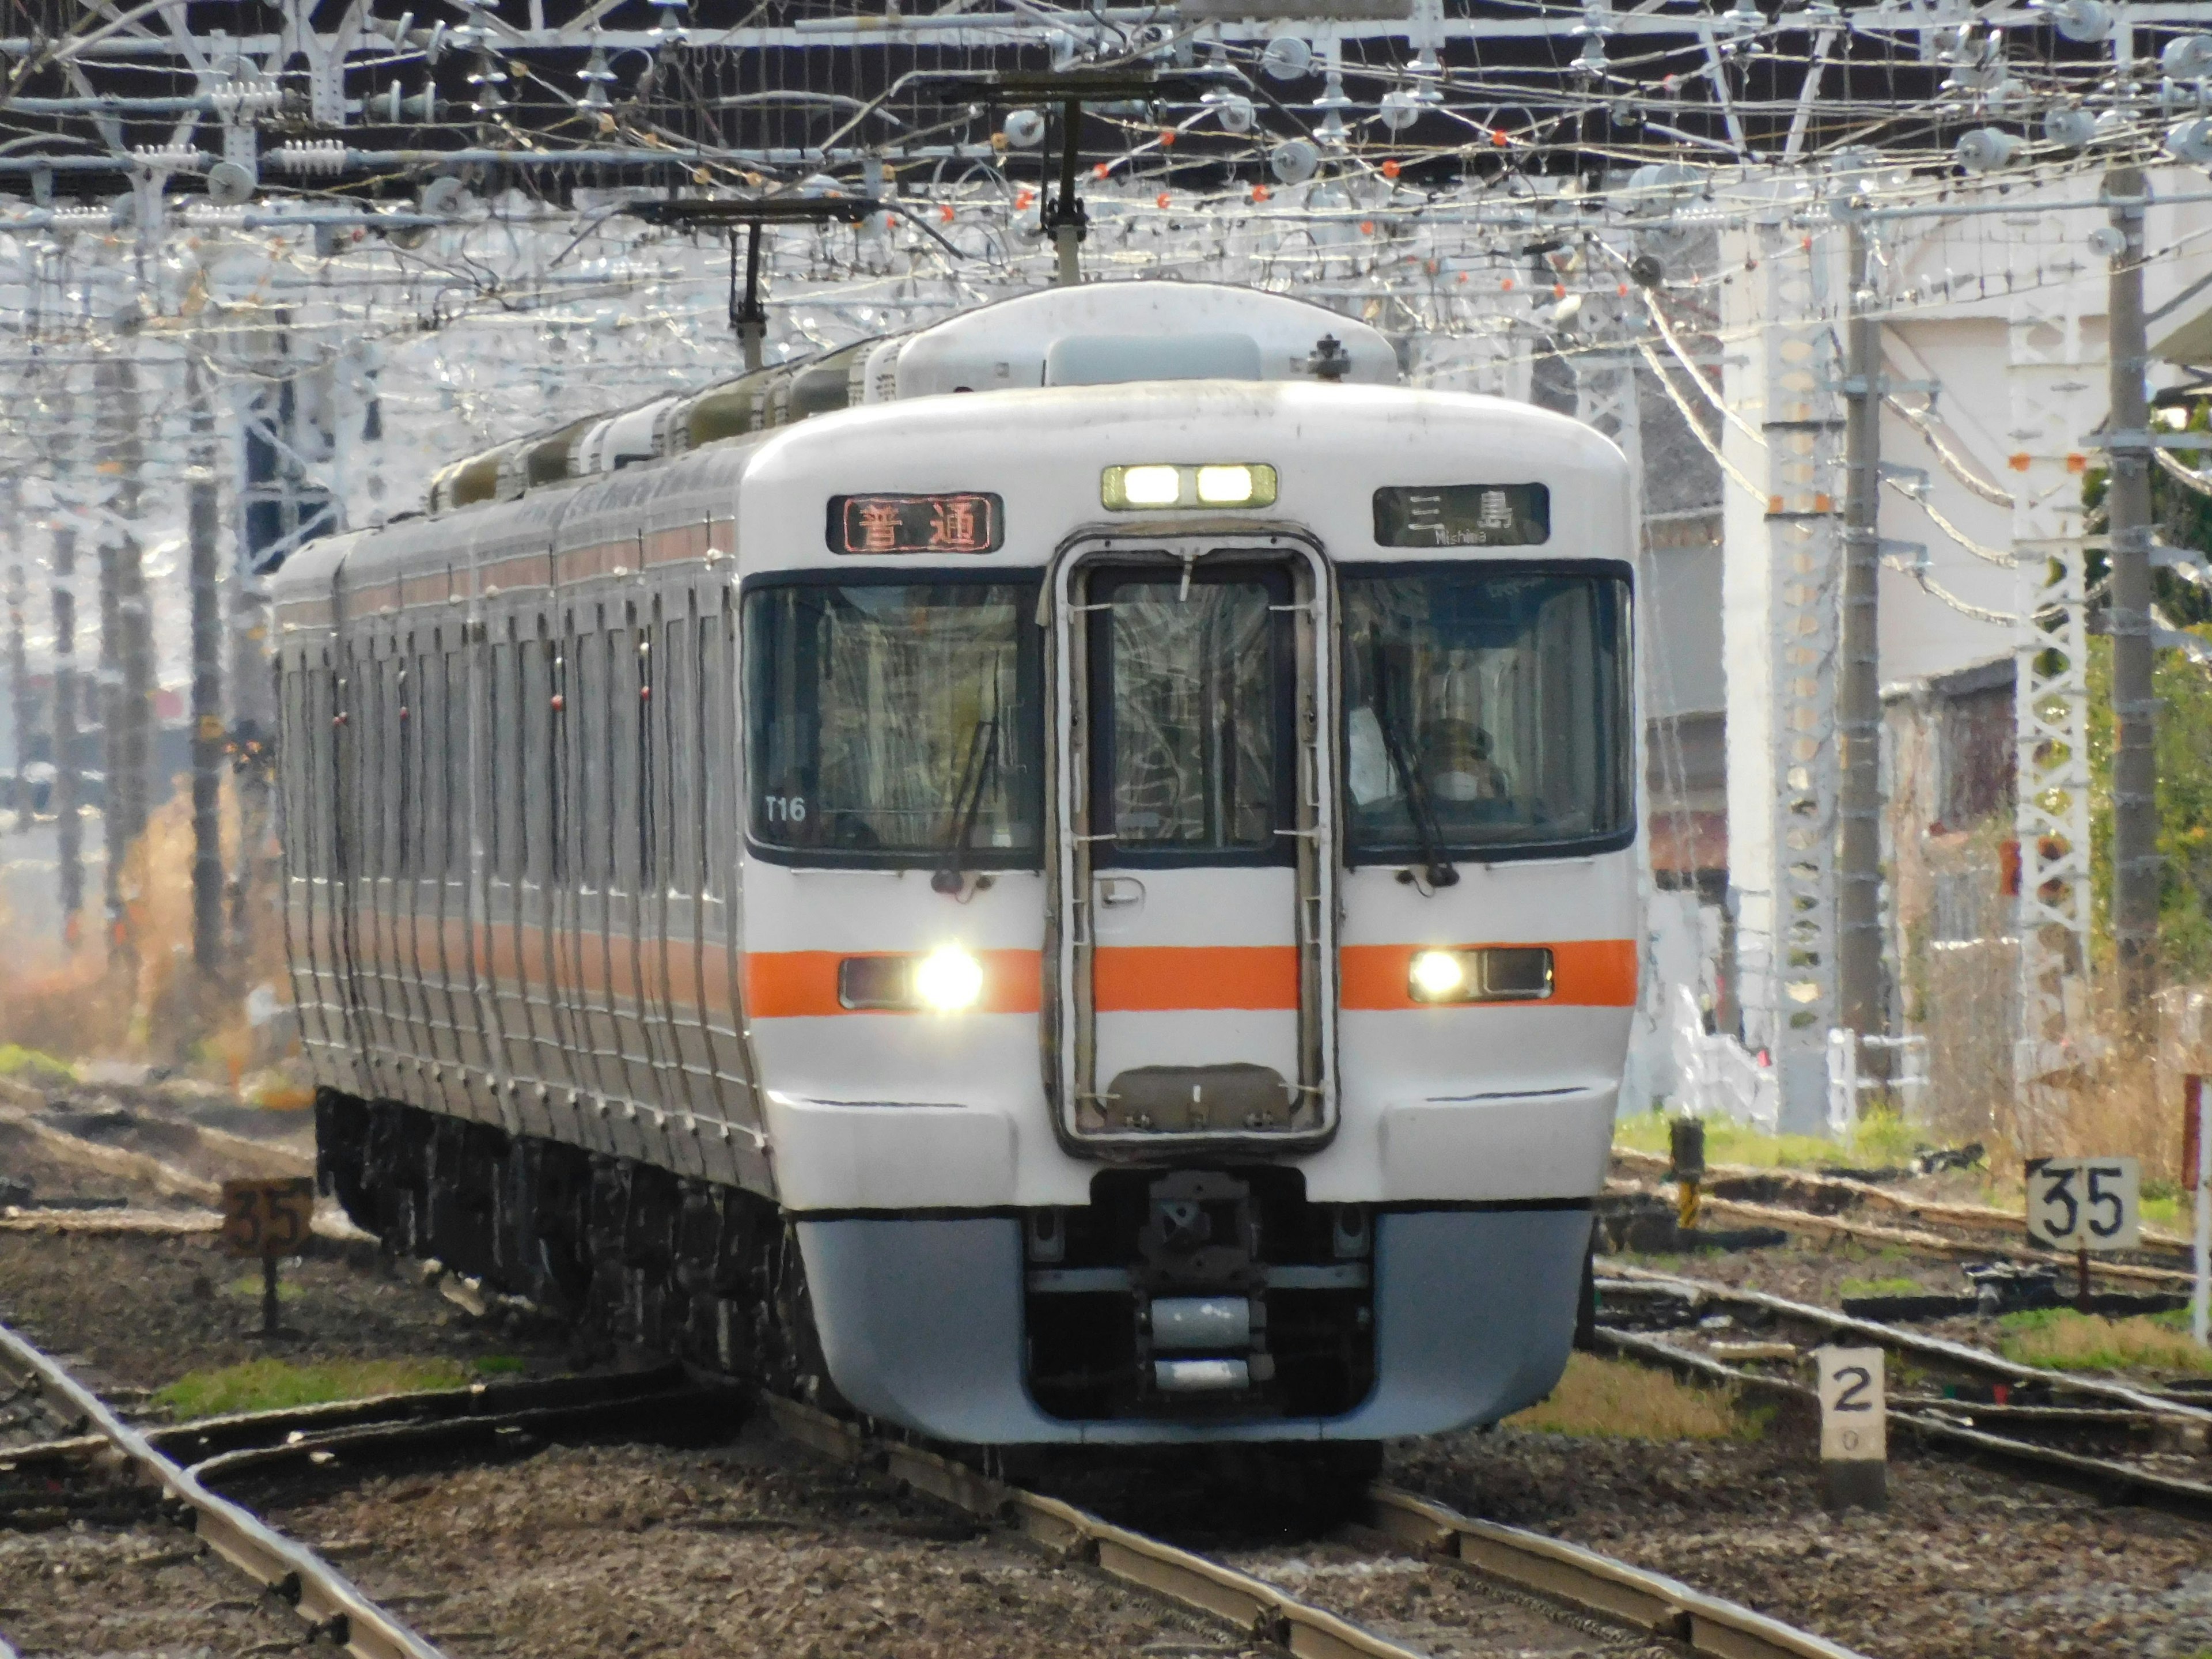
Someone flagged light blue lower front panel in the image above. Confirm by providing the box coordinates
[795,1205,1592,1445]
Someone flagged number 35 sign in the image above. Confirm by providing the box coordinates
[2025,1157,2142,1251]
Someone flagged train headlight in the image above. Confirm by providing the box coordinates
[1408,950,1469,1002]
[1195,464,1258,505]
[1118,465,1182,507]
[913,946,986,1012]
[1407,946,1555,1005]
[1102,463,1279,511]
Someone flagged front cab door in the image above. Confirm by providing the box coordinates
[1049,534,1338,1152]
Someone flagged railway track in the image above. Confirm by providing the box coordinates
[1,1303,1875,1659]
[764,1393,1868,1659]
[1594,1260,2212,1517]
[0,1320,748,1658]
[1608,1149,2197,1287]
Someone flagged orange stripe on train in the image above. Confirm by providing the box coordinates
[1338,939,1638,1010]
[737,940,1636,1016]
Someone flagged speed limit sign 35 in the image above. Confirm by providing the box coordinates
[2026,1157,2142,1251]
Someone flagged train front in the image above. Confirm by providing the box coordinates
[737,374,1637,1445]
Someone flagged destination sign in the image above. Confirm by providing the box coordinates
[1373,483,1551,548]
[828,493,1003,555]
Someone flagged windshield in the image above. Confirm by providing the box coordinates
[1091,567,1290,864]
[744,576,1041,863]
[1340,565,1632,862]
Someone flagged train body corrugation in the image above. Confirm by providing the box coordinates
[274,282,1638,1446]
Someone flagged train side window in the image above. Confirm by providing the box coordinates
[741,575,1041,867]
[319,661,339,881]
[485,635,505,881]
[702,600,733,897]
[668,612,698,895]
[572,622,599,891]
[420,647,442,881]
[444,646,467,882]
[527,627,552,888]
[355,653,375,878]
[301,668,325,889]
[277,664,302,881]
[551,627,573,888]
[338,647,363,881]
[417,647,441,882]
[631,618,647,893]
[399,649,420,880]
[1339,563,1634,863]
[611,620,640,895]
[377,651,400,879]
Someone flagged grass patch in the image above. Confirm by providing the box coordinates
[225,1274,304,1304]
[1613,1107,1925,1173]
[1995,1308,2212,1377]
[1838,1277,1922,1299]
[473,1354,527,1375]
[1505,1351,1752,1441]
[154,1357,476,1419]
[0,1043,75,1087]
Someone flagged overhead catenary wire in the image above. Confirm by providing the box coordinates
[1881,475,2015,567]
[1641,287,1763,452]
[2156,445,2212,501]
[1885,393,2015,509]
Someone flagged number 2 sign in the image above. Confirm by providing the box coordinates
[2026,1157,2142,1251]
[1817,1347,1885,1463]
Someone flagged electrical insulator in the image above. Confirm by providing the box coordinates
[1260,37,1310,81]
[1270,138,1319,184]
[2039,0,2111,45]
[272,140,349,175]
[2163,34,2212,81]
[578,47,616,110]
[2169,116,2212,166]
[131,143,203,172]
[1952,127,2022,173]
[2043,106,2097,148]
[205,160,256,205]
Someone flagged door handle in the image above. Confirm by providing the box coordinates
[1097,876,1146,908]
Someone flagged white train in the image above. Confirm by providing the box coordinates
[274,281,1639,1448]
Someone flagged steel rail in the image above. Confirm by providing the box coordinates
[0,1320,448,1659]
[1594,1325,2212,1521]
[147,1363,687,1463]
[1612,1146,2197,1259]
[1600,1262,2212,1426]
[1605,1175,2196,1290]
[187,1377,740,1486]
[1365,1487,1866,1659]
[761,1393,1871,1659]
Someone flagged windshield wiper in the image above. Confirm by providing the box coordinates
[933,691,1002,895]
[1367,635,1459,890]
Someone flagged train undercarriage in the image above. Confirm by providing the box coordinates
[315,1090,832,1397]
[313,1090,1388,1444]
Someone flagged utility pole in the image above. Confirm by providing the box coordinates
[1837,218,1887,1055]
[187,354,225,974]
[5,483,26,834]
[94,324,151,971]
[2107,164,2159,1037]
[49,385,82,937]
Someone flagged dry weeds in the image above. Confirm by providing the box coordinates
[1995,1308,2212,1377]
[1502,1351,1749,1441]
[0,773,285,1070]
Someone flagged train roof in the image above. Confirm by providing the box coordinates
[396,282,1399,518]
